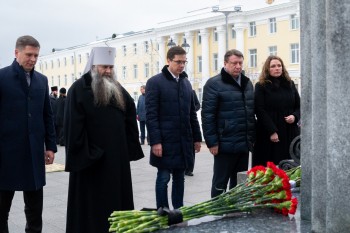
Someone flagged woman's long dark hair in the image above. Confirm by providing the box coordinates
[258,55,292,85]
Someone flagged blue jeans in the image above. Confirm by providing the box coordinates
[155,168,185,209]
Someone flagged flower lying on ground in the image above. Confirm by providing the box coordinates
[108,162,298,233]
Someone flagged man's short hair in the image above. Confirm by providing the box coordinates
[15,35,40,50]
[140,85,146,89]
[224,49,244,62]
[166,46,186,60]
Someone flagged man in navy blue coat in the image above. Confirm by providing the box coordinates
[146,46,202,209]
[136,85,147,145]
[0,35,57,233]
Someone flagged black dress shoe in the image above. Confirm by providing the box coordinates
[185,172,194,176]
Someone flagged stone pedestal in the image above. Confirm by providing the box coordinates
[236,171,247,185]
[300,0,350,232]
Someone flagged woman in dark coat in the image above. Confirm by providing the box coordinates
[253,55,300,166]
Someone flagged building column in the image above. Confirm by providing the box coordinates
[200,28,210,87]
[233,22,246,53]
[157,36,166,72]
[184,31,195,84]
[301,0,350,232]
[216,25,226,69]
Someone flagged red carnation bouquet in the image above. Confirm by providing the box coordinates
[108,162,298,233]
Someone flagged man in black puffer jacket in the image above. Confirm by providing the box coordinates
[201,49,255,198]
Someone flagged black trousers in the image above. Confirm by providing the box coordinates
[185,147,196,173]
[211,152,249,198]
[0,189,43,233]
[56,125,65,146]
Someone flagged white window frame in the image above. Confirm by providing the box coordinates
[214,30,218,42]
[268,46,277,56]
[290,43,300,64]
[133,65,138,79]
[290,14,300,30]
[198,56,202,73]
[133,92,138,102]
[232,28,236,39]
[144,63,149,78]
[144,41,149,53]
[122,66,127,79]
[249,22,256,37]
[269,18,277,34]
[133,43,137,55]
[249,49,257,68]
[213,53,218,71]
[123,45,127,56]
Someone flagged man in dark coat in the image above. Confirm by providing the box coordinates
[49,86,58,144]
[146,46,202,209]
[55,87,66,146]
[0,35,56,233]
[49,86,58,113]
[202,49,255,198]
[64,47,144,233]
[50,86,58,98]
[136,85,147,144]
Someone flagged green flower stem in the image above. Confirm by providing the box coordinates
[109,164,297,233]
[124,217,166,233]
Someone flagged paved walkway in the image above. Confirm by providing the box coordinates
[7,144,310,232]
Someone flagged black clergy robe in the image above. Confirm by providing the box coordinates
[64,72,144,233]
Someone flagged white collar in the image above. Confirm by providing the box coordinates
[167,68,179,80]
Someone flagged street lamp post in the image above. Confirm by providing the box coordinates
[212,5,242,51]
[167,38,176,48]
[167,38,190,51]
[181,39,190,53]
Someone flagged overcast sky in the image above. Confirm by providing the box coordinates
[0,0,282,68]
[0,0,220,68]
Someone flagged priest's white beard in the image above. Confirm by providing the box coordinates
[90,68,125,111]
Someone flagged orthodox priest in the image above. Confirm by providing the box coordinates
[64,47,144,233]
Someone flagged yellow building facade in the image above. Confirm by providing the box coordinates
[37,0,300,102]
